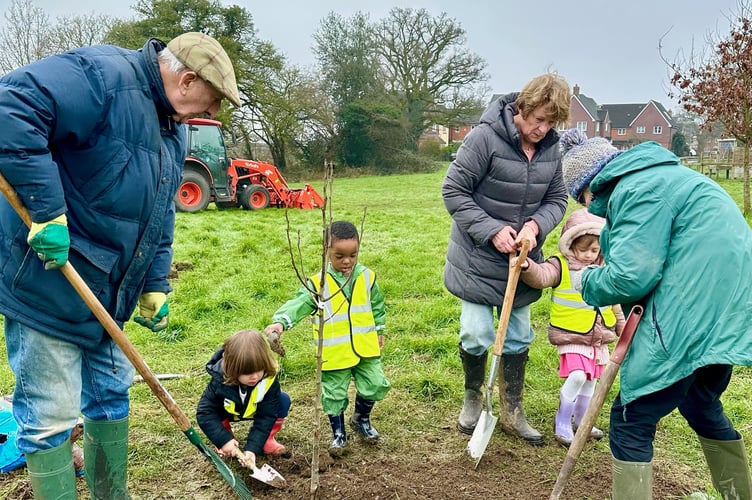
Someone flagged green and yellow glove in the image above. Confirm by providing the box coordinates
[27,214,70,270]
[134,292,169,332]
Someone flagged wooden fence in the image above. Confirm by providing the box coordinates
[681,149,750,180]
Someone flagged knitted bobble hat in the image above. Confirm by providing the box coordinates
[560,129,622,203]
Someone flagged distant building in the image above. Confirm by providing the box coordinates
[568,84,675,150]
[421,85,675,151]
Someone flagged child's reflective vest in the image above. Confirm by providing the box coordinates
[550,255,616,334]
[223,375,276,420]
[310,269,380,371]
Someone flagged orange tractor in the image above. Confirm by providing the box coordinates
[174,118,324,212]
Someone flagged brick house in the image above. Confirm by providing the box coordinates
[569,84,675,150]
[448,113,481,143]
[418,123,450,147]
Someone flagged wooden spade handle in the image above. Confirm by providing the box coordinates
[492,239,530,356]
[549,304,644,499]
[0,172,192,432]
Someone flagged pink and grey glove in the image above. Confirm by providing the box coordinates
[134,292,169,332]
[27,214,70,270]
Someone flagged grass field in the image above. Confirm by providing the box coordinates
[0,167,750,498]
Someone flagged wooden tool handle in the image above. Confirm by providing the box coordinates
[492,239,530,356]
[549,304,644,499]
[0,172,192,432]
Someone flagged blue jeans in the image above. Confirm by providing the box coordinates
[459,300,534,356]
[5,318,134,453]
[277,391,291,418]
[610,364,738,462]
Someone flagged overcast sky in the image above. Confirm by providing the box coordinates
[4,0,742,111]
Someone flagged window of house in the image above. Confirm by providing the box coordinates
[605,123,609,132]
[617,128,626,135]
[636,126,645,134]
[595,123,600,132]
[653,126,663,134]
[577,121,587,132]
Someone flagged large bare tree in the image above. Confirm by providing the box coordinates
[0,0,52,73]
[0,0,115,74]
[48,13,115,54]
[375,7,487,146]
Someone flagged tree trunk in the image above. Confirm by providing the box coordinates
[744,145,750,216]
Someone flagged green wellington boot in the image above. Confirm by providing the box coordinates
[84,416,131,500]
[612,458,652,499]
[25,439,76,500]
[699,435,752,500]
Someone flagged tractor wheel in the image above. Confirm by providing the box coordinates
[238,184,271,210]
[175,170,211,212]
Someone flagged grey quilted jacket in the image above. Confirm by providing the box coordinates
[442,92,567,307]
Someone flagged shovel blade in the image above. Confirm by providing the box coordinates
[251,463,286,489]
[466,410,497,468]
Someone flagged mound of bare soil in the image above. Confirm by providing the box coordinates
[224,426,700,500]
[0,423,703,499]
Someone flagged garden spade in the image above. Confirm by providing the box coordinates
[467,239,530,468]
[233,450,286,489]
[549,304,644,500]
[0,173,253,500]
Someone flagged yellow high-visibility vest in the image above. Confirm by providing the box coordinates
[550,255,616,334]
[310,269,380,371]
[223,375,276,420]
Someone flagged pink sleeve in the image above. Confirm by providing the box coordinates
[519,257,562,289]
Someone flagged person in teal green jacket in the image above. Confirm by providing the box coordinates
[264,221,390,457]
[559,129,752,500]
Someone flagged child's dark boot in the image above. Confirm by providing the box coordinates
[350,394,379,443]
[328,413,347,457]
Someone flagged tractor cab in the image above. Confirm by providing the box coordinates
[186,118,231,199]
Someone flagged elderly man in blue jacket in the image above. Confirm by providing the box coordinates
[0,32,239,498]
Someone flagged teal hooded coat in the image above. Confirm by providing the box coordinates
[581,141,752,405]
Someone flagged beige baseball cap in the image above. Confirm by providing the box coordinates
[166,32,241,107]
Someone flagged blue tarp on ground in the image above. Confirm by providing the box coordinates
[0,399,25,473]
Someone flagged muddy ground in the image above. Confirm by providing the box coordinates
[0,422,704,499]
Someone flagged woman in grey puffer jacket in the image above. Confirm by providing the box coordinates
[442,73,570,445]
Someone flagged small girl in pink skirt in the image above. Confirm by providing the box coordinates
[515,208,624,446]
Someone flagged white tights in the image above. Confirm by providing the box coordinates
[560,370,596,401]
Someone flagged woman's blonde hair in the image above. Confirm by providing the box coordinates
[516,73,571,127]
[221,329,278,386]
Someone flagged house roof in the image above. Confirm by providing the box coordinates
[600,103,649,128]
[573,94,599,121]
[601,101,674,128]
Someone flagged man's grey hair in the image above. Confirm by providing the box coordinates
[158,46,186,74]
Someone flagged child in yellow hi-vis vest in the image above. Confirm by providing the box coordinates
[196,329,290,470]
[264,220,390,456]
[513,208,625,446]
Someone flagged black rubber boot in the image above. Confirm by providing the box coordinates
[328,413,347,457]
[350,394,380,443]
[497,350,544,446]
[457,345,487,435]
